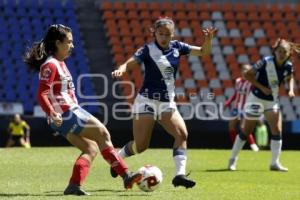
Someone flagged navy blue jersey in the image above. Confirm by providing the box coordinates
[251,56,293,101]
[134,40,191,102]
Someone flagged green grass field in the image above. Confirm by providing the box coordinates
[0,147,299,200]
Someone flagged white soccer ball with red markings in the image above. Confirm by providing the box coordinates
[137,165,163,192]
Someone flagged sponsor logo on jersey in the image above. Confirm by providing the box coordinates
[163,66,174,80]
[40,67,51,81]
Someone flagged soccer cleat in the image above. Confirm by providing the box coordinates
[250,144,259,152]
[24,143,31,149]
[172,174,196,189]
[110,167,118,178]
[123,172,143,189]
[63,184,90,196]
[270,163,288,172]
[228,158,237,171]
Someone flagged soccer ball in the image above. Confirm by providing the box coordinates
[137,165,163,192]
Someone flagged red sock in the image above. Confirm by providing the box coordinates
[69,156,91,186]
[247,134,255,145]
[229,129,237,144]
[101,146,128,177]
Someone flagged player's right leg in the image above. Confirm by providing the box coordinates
[228,118,257,171]
[158,110,195,188]
[111,95,156,178]
[80,115,142,188]
[228,118,239,144]
[64,134,99,195]
[19,137,31,149]
[111,114,156,178]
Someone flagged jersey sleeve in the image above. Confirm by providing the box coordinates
[252,58,266,73]
[177,41,192,55]
[39,63,57,86]
[37,63,58,115]
[22,121,29,129]
[285,64,294,77]
[133,45,148,63]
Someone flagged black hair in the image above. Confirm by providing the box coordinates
[23,24,72,71]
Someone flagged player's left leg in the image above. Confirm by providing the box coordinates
[264,110,288,172]
[5,137,15,147]
[158,110,195,188]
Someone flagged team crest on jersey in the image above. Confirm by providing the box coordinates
[173,49,179,57]
[283,70,288,76]
[135,47,144,56]
[40,67,51,81]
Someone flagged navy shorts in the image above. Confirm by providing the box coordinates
[50,106,92,137]
[230,108,244,119]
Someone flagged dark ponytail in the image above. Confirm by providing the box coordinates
[24,24,72,71]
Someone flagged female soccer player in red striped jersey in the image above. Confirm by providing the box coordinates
[24,24,142,196]
[224,76,259,151]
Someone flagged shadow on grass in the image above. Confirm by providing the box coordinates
[205,169,267,172]
[205,169,233,172]
[87,189,151,197]
[44,189,150,197]
[0,193,63,197]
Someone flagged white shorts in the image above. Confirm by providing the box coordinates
[244,92,280,117]
[132,94,177,118]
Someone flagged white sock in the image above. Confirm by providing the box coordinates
[230,135,246,159]
[173,155,186,176]
[118,142,135,158]
[118,147,127,158]
[270,139,282,165]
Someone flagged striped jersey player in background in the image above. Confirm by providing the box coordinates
[224,75,259,151]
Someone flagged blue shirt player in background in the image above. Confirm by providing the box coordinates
[228,38,300,172]
[112,17,217,188]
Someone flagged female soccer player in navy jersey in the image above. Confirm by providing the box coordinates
[24,24,142,196]
[112,17,217,188]
[228,38,299,171]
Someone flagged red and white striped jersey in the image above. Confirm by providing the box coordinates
[233,77,252,110]
[37,57,78,115]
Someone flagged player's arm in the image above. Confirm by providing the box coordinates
[243,64,272,95]
[37,64,62,127]
[224,91,237,109]
[285,74,295,98]
[190,27,217,57]
[111,57,140,78]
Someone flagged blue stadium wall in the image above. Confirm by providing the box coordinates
[1,115,300,149]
